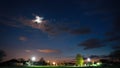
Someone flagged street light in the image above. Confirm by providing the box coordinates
[47,60,50,65]
[87,58,91,66]
[87,58,91,62]
[52,62,56,66]
[31,56,36,65]
[31,56,36,61]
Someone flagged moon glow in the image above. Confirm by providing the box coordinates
[33,16,43,24]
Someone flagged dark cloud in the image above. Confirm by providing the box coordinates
[104,36,120,43]
[105,32,116,36]
[79,38,104,50]
[112,45,120,50]
[89,55,100,58]
[78,36,120,50]
[69,27,91,35]
[104,15,120,50]
[113,16,120,32]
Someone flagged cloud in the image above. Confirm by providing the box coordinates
[37,49,61,53]
[100,15,120,50]
[78,38,104,50]
[0,15,23,29]
[89,55,100,58]
[0,20,22,28]
[78,36,120,50]
[104,16,120,50]
[113,14,120,34]
[19,36,27,41]
[25,50,31,53]
[0,15,92,36]
[69,27,91,35]
[104,36,120,43]
[78,35,120,50]
[105,32,116,36]
[18,17,60,35]
[112,45,120,50]
[18,16,92,35]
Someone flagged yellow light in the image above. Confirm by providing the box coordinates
[52,62,56,65]
[47,60,50,63]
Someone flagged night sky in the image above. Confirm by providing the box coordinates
[0,0,120,61]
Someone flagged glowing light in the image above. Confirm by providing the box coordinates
[53,62,55,64]
[87,58,91,62]
[96,62,102,66]
[52,62,56,65]
[47,60,50,63]
[31,56,36,61]
[33,16,43,24]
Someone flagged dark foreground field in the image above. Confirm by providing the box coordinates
[0,65,120,68]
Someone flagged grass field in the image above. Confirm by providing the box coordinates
[0,65,120,68]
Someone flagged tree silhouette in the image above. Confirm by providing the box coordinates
[75,54,84,66]
[0,50,6,62]
[38,57,47,65]
[109,49,120,60]
[17,58,26,65]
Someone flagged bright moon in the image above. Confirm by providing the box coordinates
[33,16,43,24]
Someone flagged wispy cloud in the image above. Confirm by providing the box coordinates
[0,15,23,28]
[19,36,27,41]
[18,16,59,35]
[37,49,61,54]
[18,16,92,35]
[0,15,92,36]
[25,50,31,53]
